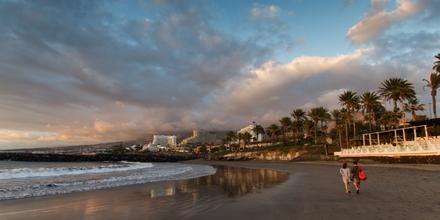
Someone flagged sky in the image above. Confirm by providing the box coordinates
[0,0,439,149]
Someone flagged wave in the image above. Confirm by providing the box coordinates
[0,163,216,200]
[0,162,154,180]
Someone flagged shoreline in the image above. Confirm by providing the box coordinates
[0,152,197,162]
[1,160,439,219]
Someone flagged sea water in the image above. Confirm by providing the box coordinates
[0,161,216,200]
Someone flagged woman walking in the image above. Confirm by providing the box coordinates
[339,162,351,194]
[351,160,361,194]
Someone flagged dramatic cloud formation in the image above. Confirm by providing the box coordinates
[219,48,373,113]
[0,0,268,148]
[0,0,438,149]
[347,0,427,43]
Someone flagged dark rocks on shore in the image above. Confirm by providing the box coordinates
[0,152,199,163]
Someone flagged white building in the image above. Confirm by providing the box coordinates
[152,135,177,147]
[237,124,263,142]
[142,144,167,152]
[142,135,177,152]
[181,130,228,145]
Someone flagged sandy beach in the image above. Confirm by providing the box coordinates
[1,161,439,220]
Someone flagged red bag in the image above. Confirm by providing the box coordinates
[358,167,367,181]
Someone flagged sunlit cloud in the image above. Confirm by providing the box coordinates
[0,0,438,149]
[347,0,427,44]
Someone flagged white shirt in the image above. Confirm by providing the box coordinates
[339,167,351,179]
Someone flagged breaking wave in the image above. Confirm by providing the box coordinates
[0,162,216,200]
[0,162,153,180]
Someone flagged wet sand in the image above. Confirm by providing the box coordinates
[1,161,440,220]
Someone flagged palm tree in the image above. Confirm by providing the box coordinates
[424,74,440,119]
[241,132,253,148]
[339,90,360,112]
[303,119,314,141]
[372,103,386,130]
[291,109,306,122]
[331,109,344,149]
[403,98,425,121]
[340,108,351,147]
[252,124,265,142]
[339,90,360,136]
[266,124,280,143]
[308,107,330,144]
[291,109,306,142]
[380,111,400,129]
[308,109,320,144]
[379,78,416,112]
[279,117,292,143]
[434,53,440,73]
[360,91,382,131]
[225,131,236,146]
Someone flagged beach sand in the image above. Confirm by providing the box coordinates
[1,161,439,220]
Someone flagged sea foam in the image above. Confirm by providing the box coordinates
[0,162,216,200]
[0,162,153,180]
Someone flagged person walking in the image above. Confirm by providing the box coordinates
[339,162,351,194]
[351,160,361,194]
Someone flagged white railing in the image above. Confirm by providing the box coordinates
[335,125,440,157]
[335,137,440,157]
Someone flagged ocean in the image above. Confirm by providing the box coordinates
[0,161,216,200]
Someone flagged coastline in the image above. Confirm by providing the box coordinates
[1,160,439,220]
[0,152,197,162]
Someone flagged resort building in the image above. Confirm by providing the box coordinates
[181,130,228,145]
[142,135,177,152]
[237,124,263,142]
[152,135,177,147]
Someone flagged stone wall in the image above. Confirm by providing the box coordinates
[217,149,307,161]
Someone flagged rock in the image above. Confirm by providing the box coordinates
[0,152,198,162]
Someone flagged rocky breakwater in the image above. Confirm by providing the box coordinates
[0,152,198,162]
[218,149,307,161]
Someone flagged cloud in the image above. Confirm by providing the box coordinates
[205,48,377,126]
[0,0,438,149]
[247,3,299,54]
[347,0,427,43]
[94,120,114,133]
[0,0,269,148]
[218,48,374,113]
[317,88,349,110]
[250,4,280,20]
[209,33,437,126]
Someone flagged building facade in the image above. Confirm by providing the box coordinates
[181,130,228,145]
[152,135,177,147]
[237,124,263,142]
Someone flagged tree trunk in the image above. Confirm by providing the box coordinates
[368,112,372,131]
[295,127,299,143]
[338,129,342,150]
[353,121,356,137]
[393,99,398,112]
[432,92,437,119]
[412,111,417,121]
[314,122,318,144]
[283,128,286,145]
[345,122,349,148]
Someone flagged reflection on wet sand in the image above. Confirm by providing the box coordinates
[0,166,289,220]
[190,166,289,197]
[148,166,288,199]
